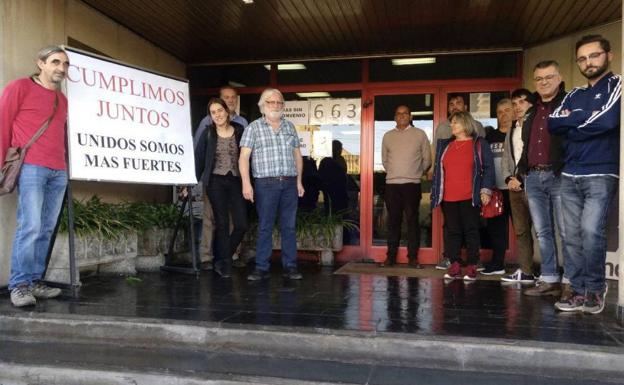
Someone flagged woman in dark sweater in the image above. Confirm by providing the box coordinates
[194,97,247,278]
[431,111,495,281]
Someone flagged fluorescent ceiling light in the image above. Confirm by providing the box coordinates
[411,111,433,116]
[296,92,330,98]
[264,63,307,71]
[242,0,254,4]
[228,81,246,87]
[392,57,436,65]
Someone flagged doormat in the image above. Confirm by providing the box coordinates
[333,262,503,281]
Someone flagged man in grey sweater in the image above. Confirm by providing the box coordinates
[381,105,432,268]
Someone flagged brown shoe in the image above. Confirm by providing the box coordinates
[524,281,561,297]
[560,283,573,302]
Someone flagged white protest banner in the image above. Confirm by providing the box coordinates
[298,131,312,156]
[283,100,309,125]
[65,48,196,185]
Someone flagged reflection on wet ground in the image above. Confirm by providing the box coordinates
[2,262,622,347]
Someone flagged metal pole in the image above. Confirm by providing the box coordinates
[187,185,199,274]
[617,13,624,325]
[66,182,78,297]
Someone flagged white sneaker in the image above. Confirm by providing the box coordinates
[30,281,62,299]
[11,286,36,307]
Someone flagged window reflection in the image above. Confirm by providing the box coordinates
[284,91,362,246]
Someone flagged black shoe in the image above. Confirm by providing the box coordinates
[282,267,303,280]
[214,262,232,278]
[480,263,505,275]
[233,258,247,268]
[409,258,424,269]
[380,257,396,267]
[247,269,270,281]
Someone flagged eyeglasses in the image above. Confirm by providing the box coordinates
[266,100,284,106]
[533,74,559,83]
[576,51,606,65]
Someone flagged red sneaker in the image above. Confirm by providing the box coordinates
[463,264,477,281]
[444,261,462,279]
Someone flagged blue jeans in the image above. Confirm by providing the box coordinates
[561,175,617,294]
[9,164,67,289]
[254,177,298,272]
[525,170,566,283]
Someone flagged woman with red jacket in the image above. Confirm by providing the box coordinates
[431,111,495,281]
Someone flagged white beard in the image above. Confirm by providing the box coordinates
[266,110,283,120]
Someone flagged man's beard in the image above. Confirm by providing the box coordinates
[583,61,609,80]
[266,110,282,119]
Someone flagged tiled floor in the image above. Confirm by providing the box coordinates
[2,262,623,347]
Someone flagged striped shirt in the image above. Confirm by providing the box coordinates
[240,117,300,178]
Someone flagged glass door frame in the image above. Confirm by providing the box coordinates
[359,79,521,265]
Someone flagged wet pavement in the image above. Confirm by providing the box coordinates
[1,262,623,347]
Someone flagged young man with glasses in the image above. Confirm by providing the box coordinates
[549,35,621,314]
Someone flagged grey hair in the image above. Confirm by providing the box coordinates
[257,88,284,114]
[35,45,67,73]
[449,111,478,137]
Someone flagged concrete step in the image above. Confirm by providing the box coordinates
[1,312,624,384]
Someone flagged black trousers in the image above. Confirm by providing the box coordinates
[442,199,480,265]
[385,183,422,260]
[485,189,510,268]
[206,174,248,267]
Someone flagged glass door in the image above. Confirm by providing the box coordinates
[370,92,436,263]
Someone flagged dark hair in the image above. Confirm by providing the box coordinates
[448,93,468,105]
[219,85,237,95]
[395,104,411,114]
[575,34,611,54]
[207,97,230,123]
[534,60,560,71]
[511,88,535,105]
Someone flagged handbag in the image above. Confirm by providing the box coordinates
[475,138,504,218]
[481,188,504,218]
[0,93,59,195]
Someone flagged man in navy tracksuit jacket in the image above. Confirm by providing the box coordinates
[549,35,621,315]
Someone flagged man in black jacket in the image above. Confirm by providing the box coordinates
[516,60,569,299]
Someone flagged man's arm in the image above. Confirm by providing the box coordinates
[294,147,304,197]
[550,77,621,139]
[239,146,254,202]
[421,132,432,173]
[381,134,389,171]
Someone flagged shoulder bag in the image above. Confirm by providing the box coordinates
[0,92,59,195]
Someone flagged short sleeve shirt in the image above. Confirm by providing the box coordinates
[240,117,300,178]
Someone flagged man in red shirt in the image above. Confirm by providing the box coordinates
[0,46,69,307]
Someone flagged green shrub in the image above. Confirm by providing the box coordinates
[58,196,180,239]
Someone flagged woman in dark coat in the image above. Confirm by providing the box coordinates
[195,97,248,277]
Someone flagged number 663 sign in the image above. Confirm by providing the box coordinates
[308,98,361,125]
